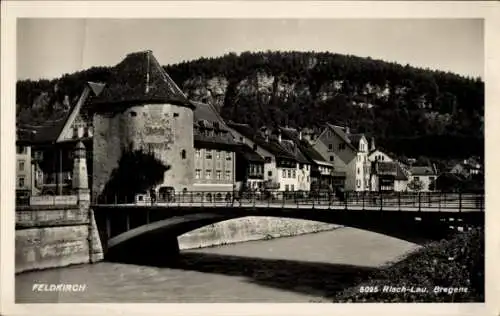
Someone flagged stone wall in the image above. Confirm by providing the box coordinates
[15,205,103,273]
[178,217,340,250]
[93,103,195,197]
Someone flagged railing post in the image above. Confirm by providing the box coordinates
[418,192,421,212]
[344,192,348,211]
[362,191,365,210]
[438,192,441,212]
[380,192,383,211]
[459,191,462,213]
[398,191,401,211]
[282,192,285,208]
[253,192,256,207]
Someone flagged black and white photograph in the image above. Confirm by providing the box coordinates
[1,1,499,315]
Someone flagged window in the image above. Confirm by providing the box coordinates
[291,184,295,191]
[330,156,334,162]
[357,168,360,174]
[338,143,346,150]
[287,170,291,178]
[195,149,201,158]
[328,144,333,151]
[282,169,286,178]
[18,177,25,188]
[130,111,137,117]
[429,177,435,182]
[173,113,179,117]
[216,170,222,180]
[307,176,310,182]
[181,150,186,159]
[205,169,212,179]
[356,180,361,188]
[292,170,296,178]
[216,150,221,159]
[226,153,232,160]
[285,184,289,191]
[225,170,231,180]
[16,146,27,154]
[195,169,201,179]
[18,161,25,171]
[206,150,212,159]
[265,157,272,163]
[414,176,420,181]
[268,171,272,177]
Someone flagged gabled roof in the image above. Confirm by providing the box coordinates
[192,102,240,149]
[228,122,296,161]
[280,128,327,165]
[234,144,265,163]
[347,133,364,149]
[395,163,409,180]
[16,82,101,145]
[279,139,310,164]
[92,50,194,109]
[324,123,357,151]
[410,166,436,176]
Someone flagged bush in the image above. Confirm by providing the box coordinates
[334,228,484,302]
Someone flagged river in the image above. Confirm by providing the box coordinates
[16,227,420,303]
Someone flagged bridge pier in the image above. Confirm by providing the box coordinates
[105,231,180,265]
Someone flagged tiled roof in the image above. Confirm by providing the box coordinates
[279,139,310,164]
[193,102,239,148]
[395,163,409,181]
[280,128,326,164]
[325,123,357,151]
[17,117,68,145]
[228,122,296,161]
[235,144,265,163]
[347,133,364,149]
[92,50,193,109]
[410,166,436,176]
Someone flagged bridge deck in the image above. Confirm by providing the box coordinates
[94,201,482,212]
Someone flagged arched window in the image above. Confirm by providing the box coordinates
[181,149,186,159]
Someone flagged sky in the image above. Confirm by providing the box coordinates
[17,19,484,81]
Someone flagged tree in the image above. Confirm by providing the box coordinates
[100,148,171,203]
[407,178,424,192]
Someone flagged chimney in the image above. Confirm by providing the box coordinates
[433,163,438,174]
[345,126,350,135]
[370,137,376,151]
[278,131,282,143]
[299,131,302,140]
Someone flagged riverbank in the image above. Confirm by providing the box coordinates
[333,227,484,302]
[177,217,340,250]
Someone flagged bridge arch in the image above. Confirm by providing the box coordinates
[100,209,474,256]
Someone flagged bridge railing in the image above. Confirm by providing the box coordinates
[92,190,485,212]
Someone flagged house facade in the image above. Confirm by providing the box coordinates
[16,82,99,197]
[408,166,437,192]
[302,124,371,191]
[192,101,239,196]
[368,149,409,192]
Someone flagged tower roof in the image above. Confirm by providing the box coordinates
[92,50,194,109]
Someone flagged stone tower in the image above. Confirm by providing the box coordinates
[89,51,196,200]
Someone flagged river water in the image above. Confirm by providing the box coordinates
[16,227,420,303]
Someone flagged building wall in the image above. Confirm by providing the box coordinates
[227,128,278,188]
[368,150,393,163]
[297,164,311,191]
[394,179,408,192]
[408,175,436,192]
[317,128,357,166]
[277,165,298,191]
[93,103,194,197]
[193,147,235,192]
[16,145,32,192]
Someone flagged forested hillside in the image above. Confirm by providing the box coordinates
[16,51,484,159]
